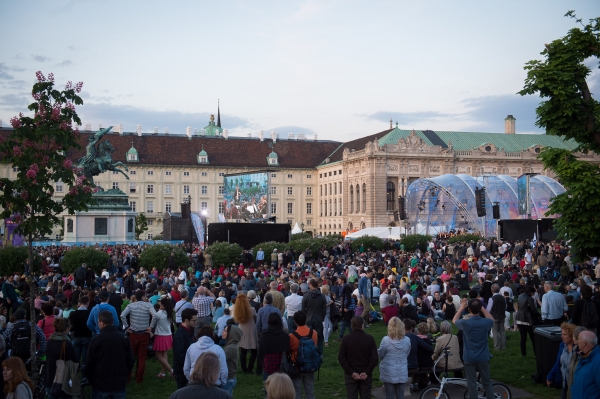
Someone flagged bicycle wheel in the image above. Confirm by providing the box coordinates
[420,386,450,399]
[492,383,511,399]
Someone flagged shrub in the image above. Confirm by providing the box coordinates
[0,246,42,277]
[446,234,484,244]
[252,241,288,262]
[206,242,244,268]
[399,234,433,252]
[139,244,188,273]
[349,235,384,252]
[61,247,109,275]
[290,232,312,240]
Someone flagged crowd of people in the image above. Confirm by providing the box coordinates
[0,237,598,399]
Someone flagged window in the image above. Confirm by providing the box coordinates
[270,186,277,195]
[287,174,293,178]
[147,170,154,176]
[287,203,293,214]
[329,183,332,195]
[218,202,224,214]
[307,219,312,226]
[339,182,342,193]
[334,183,337,195]
[325,185,327,196]
[319,174,322,178]
[165,171,172,176]
[339,169,342,175]
[202,172,208,177]
[287,219,292,224]
[269,157,278,165]
[55,181,63,193]
[201,185,208,195]
[350,186,354,213]
[307,174,312,179]
[130,201,136,212]
[112,182,119,190]
[219,172,225,177]
[12,167,18,172]
[306,203,312,214]
[287,187,293,195]
[324,200,327,216]
[363,183,367,211]
[320,200,323,217]
[147,184,154,194]
[55,234,61,240]
[129,183,136,193]
[147,233,153,240]
[165,201,172,213]
[339,197,342,216]
[183,185,190,194]
[320,185,322,196]
[218,186,224,195]
[387,181,396,211]
[307,187,312,196]
[184,171,190,176]
[146,201,154,213]
[130,170,136,175]
[165,184,172,195]
[201,202,207,211]
[112,171,119,175]
[334,198,337,216]
[271,173,277,178]
[356,184,360,212]
[147,219,154,226]
[329,199,332,216]
[271,203,277,214]
[334,171,337,175]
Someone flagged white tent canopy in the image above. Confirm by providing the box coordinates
[345,227,401,240]
[291,222,303,235]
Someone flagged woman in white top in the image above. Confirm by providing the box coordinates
[177,266,187,291]
[154,297,174,378]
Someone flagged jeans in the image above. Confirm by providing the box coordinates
[287,316,297,334]
[292,372,315,399]
[464,361,494,399]
[128,333,150,383]
[307,320,324,355]
[517,324,536,357]
[221,378,237,396]
[240,347,257,373]
[194,315,212,338]
[72,336,91,368]
[383,382,405,399]
[344,372,372,399]
[492,319,506,349]
[91,389,126,399]
[323,316,332,344]
[338,319,352,339]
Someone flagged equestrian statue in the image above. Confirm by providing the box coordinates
[77,126,129,188]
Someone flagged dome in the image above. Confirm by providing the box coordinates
[126,143,138,162]
[127,146,138,155]
[198,149,207,156]
[268,151,278,158]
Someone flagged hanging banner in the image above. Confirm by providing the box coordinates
[191,213,205,249]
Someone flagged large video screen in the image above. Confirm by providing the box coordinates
[517,174,529,215]
[223,172,269,220]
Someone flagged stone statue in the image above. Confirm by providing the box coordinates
[128,218,134,233]
[77,126,129,185]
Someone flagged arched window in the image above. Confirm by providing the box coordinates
[324,199,327,216]
[362,183,366,212]
[356,185,360,212]
[329,199,332,216]
[339,197,342,216]
[350,186,354,213]
[387,181,396,211]
[334,198,337,216]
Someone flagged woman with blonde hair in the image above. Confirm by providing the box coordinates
[233,293,258,374]
[2,357,34,399]
[169,352,231,399]
[265,373,295,399]
[378,317,411,399]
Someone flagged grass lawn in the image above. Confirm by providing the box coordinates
[124,318,562,399]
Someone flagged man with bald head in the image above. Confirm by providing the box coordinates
[571,331,600,399]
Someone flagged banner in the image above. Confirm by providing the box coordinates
[191,213,205,249]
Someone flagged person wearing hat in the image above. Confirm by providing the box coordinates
[86,291,119,335]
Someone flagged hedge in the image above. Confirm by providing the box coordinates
[139,244,189,273]
[0,246,42,277]
[349,235,384,252]
[446,234,484,244]
[206,242,244,268]
[399,234,433,252]
[61,247,110,275]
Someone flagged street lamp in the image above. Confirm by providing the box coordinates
[300,223,305,232]
[388,226,392,236]
[201,209,208,249]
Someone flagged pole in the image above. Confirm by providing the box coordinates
[203,216,208,248]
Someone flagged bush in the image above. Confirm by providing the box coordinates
[252,241,288,262]
[399,234,433,252]
[152,234,163,241]
[446,234,484,244]
[61,247,109,275]
[349,235,384,252]
[206,242,244,268]
[290,232,312,240]
[0,246,42,276]
[139,244,188,273]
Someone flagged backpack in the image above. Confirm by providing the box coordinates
[581,300,599,328]
[292,328,322,373]
[11,321,31,359]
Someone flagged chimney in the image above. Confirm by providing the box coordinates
[223,129,229,140]
[136,125,142,136]
[200,129,206,136]
[85,124,91,131]
[116,124,123,135]
[165,127,169,134]
[0,120,3,128]
[259,130,264,142]
[271,131,277,143]
[313,133,318,141]
[288,132,294,140]
[297,133,306,141]
[504,115,516,134]
[185,127,192,138]
[153,127,158,134]
[390,118,393,129]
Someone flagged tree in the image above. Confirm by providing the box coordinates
[61,247,109,275]
[206,242,244,268]
[139,244,188,273]
[519,11,600,259]
[135,212,148,239]
[0,71,95,374]
[349,235,384,252]
[399,234,433,251]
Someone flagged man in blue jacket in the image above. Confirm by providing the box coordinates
[87,291,119,334]
[358,270,373,326]
[571,331,600,399]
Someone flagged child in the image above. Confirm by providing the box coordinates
[62,302,73,319]
[353,295,363,317]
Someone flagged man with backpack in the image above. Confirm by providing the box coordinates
[289,310,321,399]
[2,309,46,361]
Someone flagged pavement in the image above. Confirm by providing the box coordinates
[372,379,534,398]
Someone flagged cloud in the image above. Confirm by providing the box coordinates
[76,102,252,134]
[31,54,49,62]
[0,94,29,108]
[0,63,14,80]
[68,46,76,51]
[55,60,73,67]
[367,111,464,126]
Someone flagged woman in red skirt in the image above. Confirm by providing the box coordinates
[154,297,174,377]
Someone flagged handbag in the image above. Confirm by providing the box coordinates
[280,351,299,379]
[51,341,66,396]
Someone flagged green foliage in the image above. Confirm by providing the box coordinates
[291,231,312,240]
[152,234,163,241]
[519,12,600,152]
[0,247,41,277]
[135,213,148,240]
[139,244,188,272]
[539,148,600,260]
[206,241,244,268]
[349,235,384,252]
[399,234,432,251]
[251,241,288,261]
[60,247,109,275]
[446,233,484,244]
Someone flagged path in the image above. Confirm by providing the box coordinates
[372,379,533,398]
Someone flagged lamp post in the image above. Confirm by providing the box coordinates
[388,226,392,236]
[300,223,305,232]
[201,209,208,249]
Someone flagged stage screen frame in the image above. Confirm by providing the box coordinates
[222,171,270,220]
[517,174,530,216]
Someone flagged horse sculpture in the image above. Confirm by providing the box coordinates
[77,126,129,185]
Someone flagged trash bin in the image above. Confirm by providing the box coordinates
[531,325,562,383]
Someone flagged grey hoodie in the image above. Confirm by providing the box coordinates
[183,336,228,385]
[378,335,411,384]
[224,325,243,380]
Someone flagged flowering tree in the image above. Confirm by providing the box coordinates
[0,71,97,373]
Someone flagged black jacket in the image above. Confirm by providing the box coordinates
[68,308,92,338]
[173,325,195,376]
[400,304,419,325]
[338,329,378,376]
[45,337,78,387]
[85,325,134,391]
[406,332,433,369]
[516,293,540,325]
[302,289,327,323]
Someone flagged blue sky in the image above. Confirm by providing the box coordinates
[0,0,598,141]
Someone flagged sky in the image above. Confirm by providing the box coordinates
[0,0,598,142]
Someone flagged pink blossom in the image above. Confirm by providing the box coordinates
[36,71,46,82]
[10,116,21,129]
[32,93,41,101]
[63,159,73,169]
[30,164,39,172]
[41,156,49,166]
[83,186,91,193]
[20,190,28,200]
[51,107,61,121]
[26,169,36,179]
[92,187,100,193]
[68,187,78,195]
[75,176,83,186]
[75,82,83,93]
[47,73,54,82]
[13,146,23,156]
[65,81,72,90]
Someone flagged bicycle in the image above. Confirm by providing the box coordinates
[25,355,47,399]
[419,347,511,399]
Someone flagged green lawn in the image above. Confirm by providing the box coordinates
[124,320,561,399]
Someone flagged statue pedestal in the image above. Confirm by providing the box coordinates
[62,189,137,243]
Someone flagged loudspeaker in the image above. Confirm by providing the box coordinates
[399,197,407,220]
[492,203,500,219]
[393,210,399,221]
[475,188,486,217]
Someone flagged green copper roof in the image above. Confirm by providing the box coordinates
[199,149,207,156]
[127,144,138,155]
[268,151,278,158]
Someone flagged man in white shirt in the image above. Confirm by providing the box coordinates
[285,283,303,333]
[174,290,193,327]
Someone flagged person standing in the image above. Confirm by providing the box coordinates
[338,316,378,399]
[74,263,87,289]
[1,275,18,318]
[453,299,495,399]
[570,331,600,399]
[86,291,119,335]
[173,308,197,389]
[68,296,92,371]
[233,293,258,375]
[302,279,327,354]
[174,290,193,328]
[289,311,318,399]
[515,286,541,358]
[486,283,507,350]
[540,281,568,326]
[183,325,228,386]
[284,283,303,334]
[44,318,79,399]
[358,270,373,326]
[192,286,215,338]
[85,311,134,399]
[378,317,411,399]
[256,248,264,268]
[120,290,157,383]
[153,297,174,378]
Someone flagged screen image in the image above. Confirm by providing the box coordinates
[223,172,269,220]
[517,174,529,215]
